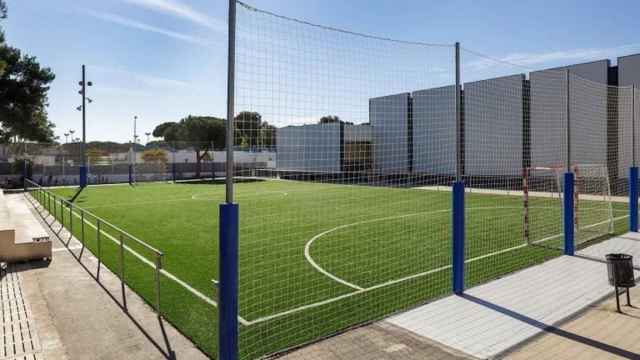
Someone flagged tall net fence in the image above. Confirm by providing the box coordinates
[235,2,456,358]
[4,2,640,359]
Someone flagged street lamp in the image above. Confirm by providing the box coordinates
[145,132,151,144]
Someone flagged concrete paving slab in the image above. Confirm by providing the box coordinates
[277,322,475,360]
[386,241,640,359]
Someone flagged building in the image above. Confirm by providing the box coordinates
[370,93,412,174]
[530,60,611,169]
[412,85,457,176]
[276,122,372,173]
[617,54,640,178]
[464,74,527,176]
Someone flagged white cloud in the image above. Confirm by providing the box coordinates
[84,9,211,46]
[467,43,640,71]
[121,0,226,33]
[90,65,190,90]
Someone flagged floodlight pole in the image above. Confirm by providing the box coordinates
[452,42,465,295]
[564,69,574,255]
[79,65,88,188]
[219,1,239,360]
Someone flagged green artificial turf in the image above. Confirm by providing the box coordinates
[30,179,629,359]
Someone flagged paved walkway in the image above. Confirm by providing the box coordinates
[7,193,208,360]
[506,285,640,359]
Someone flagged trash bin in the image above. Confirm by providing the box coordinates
[605,253,635,312]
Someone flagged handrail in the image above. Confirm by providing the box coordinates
[24,178,163,256]
[24,177,165,318]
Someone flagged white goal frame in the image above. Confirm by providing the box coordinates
[523,164,614,245]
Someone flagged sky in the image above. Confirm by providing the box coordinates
[3,0,640,143]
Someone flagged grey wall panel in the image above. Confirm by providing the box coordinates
[464,75,525,176]
[530,60,609,168]
[344,124,372,143]
[618,54,640,177]
[276,126,304,171]
[370,93,410,173]
[276,123,341,172]
[412,85,456,175]
[619,54,640,87]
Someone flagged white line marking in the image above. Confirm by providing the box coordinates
[303,205,563,292]
[256,213,630,325]
[26,193,251,326]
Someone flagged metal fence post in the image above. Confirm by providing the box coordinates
[81,210,85,242]
[97,219,102,277]
[564,69,574,255]
[119,233,127,310]
[219,1,238,359]
[452,41,465,295]
[631,86,638,232]
[69,202,74,240]
[22,160,27,192]
[630,167,638,232]
[155,254,163,317]
[60,198,64,229]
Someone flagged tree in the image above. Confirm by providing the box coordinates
[234,111,261,148]
[259,122,277,149]
[319,115,353,125]
[0,0,56,143]
[141,148,168,163]
[234,111,276,150]
[153,115,225,177]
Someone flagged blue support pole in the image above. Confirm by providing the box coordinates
[218,203,239,360]
[564,172,575,255]
[630,167,639,232]
[128,165,133,185]
[79,165,87,188]
[452,181,465,295]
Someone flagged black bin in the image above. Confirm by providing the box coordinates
[606,253,635,288]
[605,253,635,312]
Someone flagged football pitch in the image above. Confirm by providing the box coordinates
[34,179,629,359]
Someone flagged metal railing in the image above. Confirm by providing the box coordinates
[23,178,164,318]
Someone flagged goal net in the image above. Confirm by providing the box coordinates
[523,164,614,248]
